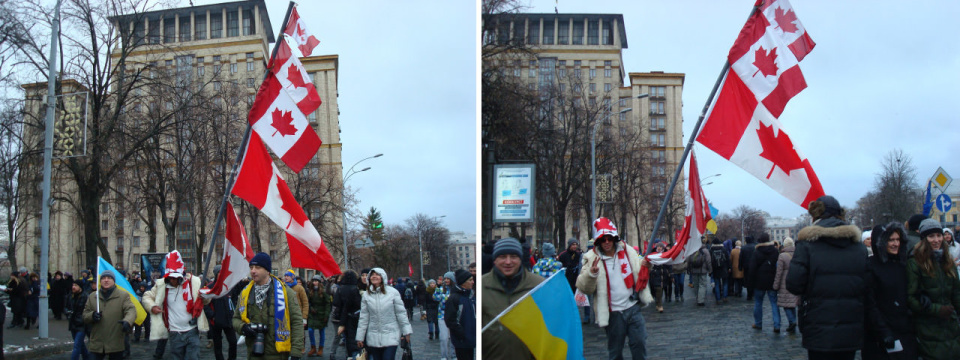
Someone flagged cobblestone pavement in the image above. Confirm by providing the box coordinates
[31,307,448,359]
[581,285,823,360]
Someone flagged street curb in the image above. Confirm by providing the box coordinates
[4,341,73,360]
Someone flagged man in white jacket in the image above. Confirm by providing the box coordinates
[141,250,209,360]
[577,218,652,360]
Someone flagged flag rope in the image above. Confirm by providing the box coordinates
[644,5,760,257]
[201,1,298,279]
[480,268,565,333]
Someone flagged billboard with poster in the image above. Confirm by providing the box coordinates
[493,164,535,223]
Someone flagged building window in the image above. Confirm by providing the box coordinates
[618,112,626,121]
[242,10,255,35]
[587,19,599,45]
[163,17,175,43]
[247,78,254,87]
[213,55,221,63]
[604,83,612,92]
[197,65,204,77]
[589,83,596,94]
[542,20,554,44]
[605,69,612,78]
[194,16,206,40]
[513,21,525,44]
[527,20,538,45]
[247,62,255,72]
[619,98,628,107]
[102,220,108,230]
[557,60,566,77]
[210,15,222,38]
[652,86,666,97]
[528,60,536,77]
[230,63,238,73]
[650,101,664,114]
[213,81,221,91]
[572,21,584,45]
[148,19,160,44]
[558,21,569,44]
[559,83,566,92]
[227,11,239,37]
[179,16,191,41]
[247,94,255,105]
[603,20,614,45]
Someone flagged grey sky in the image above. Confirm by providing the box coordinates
[195,0,478,233]
[525,0,960,221]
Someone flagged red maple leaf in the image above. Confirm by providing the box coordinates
[286,64,309,89]
[774,7,800,33]
[752,46,779,77]
[276,175,309,229]
[210,254,234,295]
[755,122,804,179]
[270,108,298,137]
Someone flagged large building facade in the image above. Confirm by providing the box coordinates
[16,0,343,277]
[484,13,685,249]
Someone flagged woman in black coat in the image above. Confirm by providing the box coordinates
[749,233,781,332]
[335,270,362,359]
[649,241,672,313]
[786,195,869,360]
[863,222,918,359]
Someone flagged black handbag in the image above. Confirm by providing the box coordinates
[400,338,413,360]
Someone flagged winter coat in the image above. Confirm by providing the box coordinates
[772,245,799,308]
[5,276,27,315]
[749,241,779,290]
[863,223,918,360]
[289,282,309,320]
[401,282,417,309]
[50,277,70,314]
[27,281,40,318]
[649,264,671,288]
[306,288,332,329]
[83,287,137,354]
[686,246,712,275]
[709,244,730,279]
[231,277,305,359]
[576,244,653,327]
[740,243,756,280]
[141,275,210,340]
[482,268,543,360]
[558,247,583,291]
[335,272,362,332]
[356,285,413,348]
[67,290,89,334]
[906,253,960,359]
[730,248,744,279]
[786,218,868,352]
[444,284,475,349]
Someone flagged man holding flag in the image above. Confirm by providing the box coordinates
[481,237,543,359]
[142,251,209,360]
[83,270,137,360]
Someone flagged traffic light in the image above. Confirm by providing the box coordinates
[370,222,383,229]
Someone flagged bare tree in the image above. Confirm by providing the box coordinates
[852,149,920,227]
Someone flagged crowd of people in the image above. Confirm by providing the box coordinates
[481,195,960,360]
[4,251,477,360]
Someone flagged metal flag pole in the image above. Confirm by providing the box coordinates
[644,5,760,257]
[201,1,296,278]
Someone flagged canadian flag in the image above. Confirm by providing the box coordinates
[231,132,342,276]
[201,203,254,299]
[248,71,322,173]
[696,0,824,208]
[646,151,712,266]
[270,39,322,116]
[283,7,320,57]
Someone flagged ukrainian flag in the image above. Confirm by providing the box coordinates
[498,269,584,360]
[97,257,148,325]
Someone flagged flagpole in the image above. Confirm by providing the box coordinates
[96,257,100,312]
[644,5,760,257]
[481,269,565,333]
[201,1,297,279]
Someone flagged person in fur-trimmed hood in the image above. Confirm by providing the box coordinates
[786,195,869,359]
[576,217,652,360]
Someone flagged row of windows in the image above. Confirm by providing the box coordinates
[520,60,615,79]
[489,18,616,46]
[128,9,257,46]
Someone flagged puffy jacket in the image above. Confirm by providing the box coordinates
[67,290,89,334]
[772,245,799,308]
[481,268,543,360]
[83,287,137,354]
[786,218,868,352]
[356,285,413,348]
[306,288,332,329]
[444,284,475,349]
[750,241,779,291]
[906,249,960,359]
[863,223,918,360]
[141,275,210,340]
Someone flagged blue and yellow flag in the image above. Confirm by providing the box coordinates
[97,257,148,325]
[498,269,584,360]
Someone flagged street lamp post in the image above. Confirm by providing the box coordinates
[418,215,445,280]
[341,153,382,270]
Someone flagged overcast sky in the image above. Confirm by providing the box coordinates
[192,0,477,233]
[523,0,960,221]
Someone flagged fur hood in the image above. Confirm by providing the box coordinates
[797,221,862,244]
[756,240,777,248]
[872,222,908,263]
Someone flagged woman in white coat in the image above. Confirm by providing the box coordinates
[356,268,412,360]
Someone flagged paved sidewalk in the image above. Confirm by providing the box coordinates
[2,309,74,360]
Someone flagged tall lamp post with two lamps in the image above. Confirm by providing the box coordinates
[341,153,383,269]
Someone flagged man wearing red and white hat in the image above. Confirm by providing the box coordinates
[576,217,652,360]
[142,250,209,360]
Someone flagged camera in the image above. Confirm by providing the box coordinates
[250,323,268,356]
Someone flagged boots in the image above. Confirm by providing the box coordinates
[317,346,324,357]
[308,346,317,356]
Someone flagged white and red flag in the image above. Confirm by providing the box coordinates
[248,71,322,173]
[283,6,320,57]
[696,0,823,208]
[201,203,255,299]
[270,40,322,116]
[646,152,712,266]
[408,262,413,277]
[231,132,341,276]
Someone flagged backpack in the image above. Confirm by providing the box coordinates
[710,247,729,272]
[688,248,705,269]
[404,287,413,300]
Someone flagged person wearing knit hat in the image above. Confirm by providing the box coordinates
[67,276,90,360]
[234,253,305,359]
[482,236,545,359]
[445,269,475,359]
[436,270,458,359]
[284,269,310,333]
[787,195,870,357]
[557,237,584,320]
[532,243,562,278]
[907,218,960,359]
[140,250,210,360]
[84,265,137,359]
[249,252,272,273]
[305,273,332,357]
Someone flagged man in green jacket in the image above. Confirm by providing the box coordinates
[83,270,137,359]
[233,253,304,360]
[481,237,544,360]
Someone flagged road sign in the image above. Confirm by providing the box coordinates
[936,193,953,213]
[932,167,953,191]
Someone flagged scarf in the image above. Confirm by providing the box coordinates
[254,283,270,309]
[239,276,292,353]
[161,277,202,328]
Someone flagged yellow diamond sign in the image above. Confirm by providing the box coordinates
[932,167,952,191]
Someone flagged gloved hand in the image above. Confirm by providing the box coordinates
[937,305,955,319]
[882,336,897,349]
[92,311,102,322]
[241,323,258,338]
[188,317,197,326]
[119,321,132,333]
